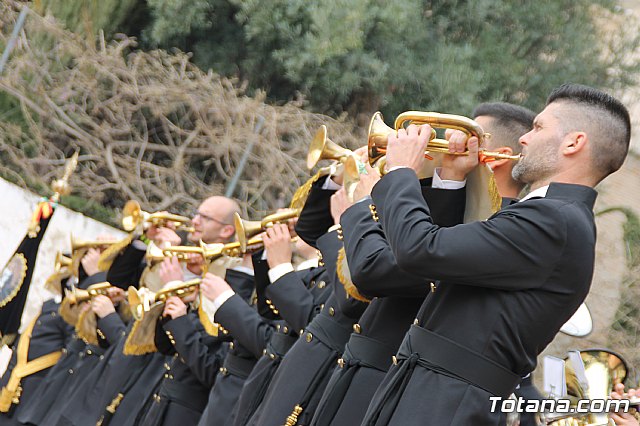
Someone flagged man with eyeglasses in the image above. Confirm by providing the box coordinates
[189,196,241,245]
[137,194,257,426]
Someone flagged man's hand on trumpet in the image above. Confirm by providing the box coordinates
[201,273,233,301]
[159,256,184,285]
[330,188,353,225]
[352,162,380,203]
[106,286,126,304]
[263,224,293,269]
[91,295,116,318]
[163,296,189,320]
[384,124,433,174]
[440,129,480,181]
[610,383,640,426]
[81,248,102,276]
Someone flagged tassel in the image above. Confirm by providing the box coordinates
[284,405,304,426]
[336,248,370,303]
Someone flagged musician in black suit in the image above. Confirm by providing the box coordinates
[360,84,631,425]
[310,102,536,426]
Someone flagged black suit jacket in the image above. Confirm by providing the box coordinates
[340,178,465,298]
[372,169,597,375]
[295,178,336,248]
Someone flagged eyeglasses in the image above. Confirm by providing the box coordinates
[193,211,230,226]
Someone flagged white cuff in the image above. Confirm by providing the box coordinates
[322,176,342,190]
[432,168,466,190]
[231,265,254,277]
[211,289,236,321]
[268,262,295,283]
[355,195,372,204]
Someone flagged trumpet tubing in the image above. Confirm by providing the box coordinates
[122,200,193,233]
[128,279,201,320]
[234,208,300,253]
[65,282,112,305]
[367,111,521,174]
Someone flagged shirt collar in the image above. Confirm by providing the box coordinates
[519,185,549,202]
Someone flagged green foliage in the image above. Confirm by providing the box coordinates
[35,0,149,39]
[143,0,640,117]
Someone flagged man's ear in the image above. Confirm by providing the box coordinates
[487,146,513,171]
[222,224,236,241]
[562,132,588,156]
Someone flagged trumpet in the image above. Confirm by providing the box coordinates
[64,282,113,305]
[71,235,118,253]
[54,252,72,272]
[368,111,521,173]
[122,200,194,233]
[234,208,300,253]
[127,279,201,321]
[145,242,204,266]
[70,235,118,277]
[307,125,354,170]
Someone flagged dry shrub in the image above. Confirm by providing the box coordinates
[0,2,362,221]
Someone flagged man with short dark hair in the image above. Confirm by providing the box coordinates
[310,102,536,426]
[360,84,630,425]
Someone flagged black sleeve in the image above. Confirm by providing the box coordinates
[252,250,279,320]
[154,316,176,355]
[371,169,568,289]
[340,180,466,297]
[225,269,255,303]
[163,315,224,388]
[106,240,147,290]
[295,178,336,248]
[96,312,126,347]
[265,271,316,333]
[213,295,274,359]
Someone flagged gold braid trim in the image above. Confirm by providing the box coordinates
[59,297,81,326]
[284,404,304,426]
[198,296,220,337]
[0,253,28,308]
[44,270,71,295]
[336,247,370,303]
[75,308,98,346]
[289,169,326,210]
[122,304,163,356]
[97,234,134,272]
[488,171,501,214]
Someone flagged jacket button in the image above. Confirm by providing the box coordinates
[328,307,335,316]
[353,324,361,334]
[317,281,326,289]
[282,326,289,334]
[392,356,398,365]
[337,358,345,368]
[306,333,313,343]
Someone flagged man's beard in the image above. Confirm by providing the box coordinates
[511,144,558,185]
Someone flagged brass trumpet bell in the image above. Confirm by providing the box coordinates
[55,252,72,272]
[343,155,363,202]
[234,208,300,253]
[122,200,194,233]
[64,282,112,305]
[307,125,354,170]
